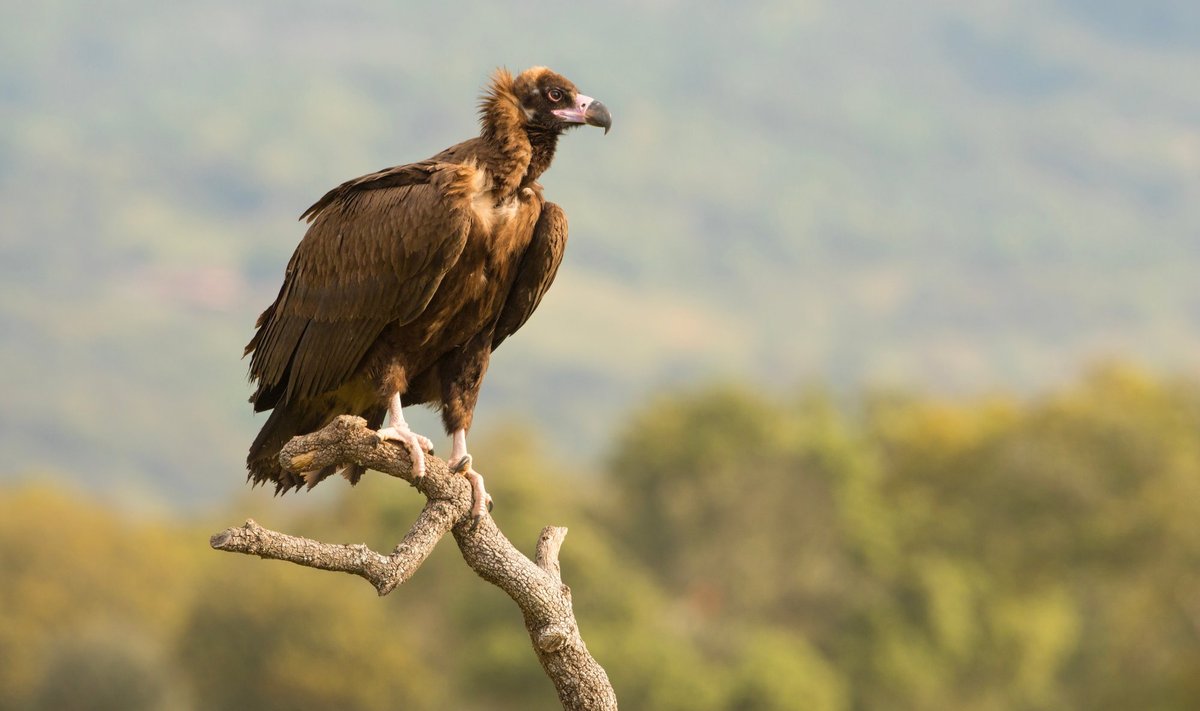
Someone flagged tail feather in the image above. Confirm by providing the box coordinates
[247,401,388,493]
[247,400,333,493]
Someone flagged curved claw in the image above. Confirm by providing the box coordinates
[461,467,493,527]
[470,497,496,531]
[450,453,472,474]
[375,426,433,478]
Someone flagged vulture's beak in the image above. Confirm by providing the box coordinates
[554,94,612,134]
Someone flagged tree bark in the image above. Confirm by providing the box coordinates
[211,415,617,710]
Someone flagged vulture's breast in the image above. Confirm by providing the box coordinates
[412,169,541,351]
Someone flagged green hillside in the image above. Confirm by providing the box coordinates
[2,0,1198,504]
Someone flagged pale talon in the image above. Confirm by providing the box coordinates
[376,426,431,478]
[465,469,493,522]
[449,428,494,525]
[373,394,435,478]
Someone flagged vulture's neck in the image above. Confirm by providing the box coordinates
[478,76,558,198]
[523,125,559,186]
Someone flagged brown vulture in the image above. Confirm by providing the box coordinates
[245,67,611,520]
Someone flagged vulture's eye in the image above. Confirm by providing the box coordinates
[546,88,564,103]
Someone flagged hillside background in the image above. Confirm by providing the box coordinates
[3,0,1198,506]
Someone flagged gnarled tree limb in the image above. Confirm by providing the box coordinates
[210,415,617,711]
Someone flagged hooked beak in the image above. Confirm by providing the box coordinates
[553,94,612,134]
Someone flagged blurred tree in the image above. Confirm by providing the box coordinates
[177,558,440,711]
[606,385,868,707]
[1,366,1198,709]
[0,486,200,711]
[862,364,1200,709]
[28,630,188,711]
[729,627,847,711]
[607,366,1200,710]
[607,386,871,628]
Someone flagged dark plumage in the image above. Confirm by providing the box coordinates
[245,67,611,518]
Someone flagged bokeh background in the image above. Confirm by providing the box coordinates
[2,1,1199,709]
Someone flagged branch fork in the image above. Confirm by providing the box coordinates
[210,415,617,710]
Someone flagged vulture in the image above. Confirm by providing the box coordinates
[245,67,611,521]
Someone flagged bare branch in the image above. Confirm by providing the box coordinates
[211,415,617,711]
[536,526,569,584]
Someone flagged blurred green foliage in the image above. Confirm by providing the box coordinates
[2,365,1198,709]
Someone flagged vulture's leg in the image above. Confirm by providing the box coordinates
[375,393,434,478]
[449,428,493,524]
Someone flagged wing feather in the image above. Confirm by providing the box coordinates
[492,201,568,350]
[247,162,474,410]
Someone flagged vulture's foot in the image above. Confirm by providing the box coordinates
[380,393,433,478]
[449,430,493,526]
[375,426,434,478]
[450,454,494,527]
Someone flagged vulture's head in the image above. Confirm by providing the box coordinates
[487,67,612,137]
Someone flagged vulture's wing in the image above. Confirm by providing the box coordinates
[492,201,568,350]
[247,162,474,410]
